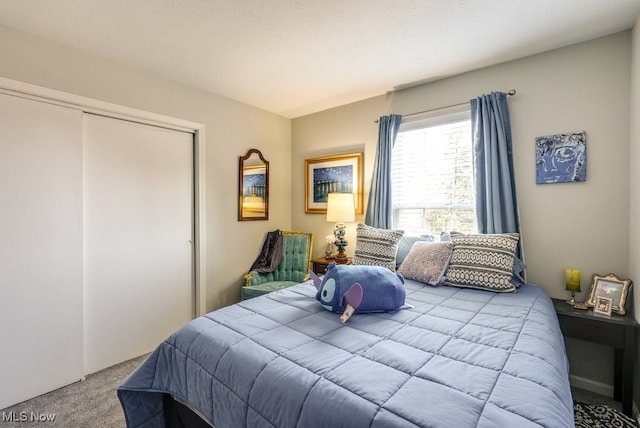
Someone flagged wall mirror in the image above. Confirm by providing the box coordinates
[238,148,269,221]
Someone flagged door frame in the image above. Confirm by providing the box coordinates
[0,76,207,317]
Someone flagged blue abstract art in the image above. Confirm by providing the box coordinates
[535,131,586,184]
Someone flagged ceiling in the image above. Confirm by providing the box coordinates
[0,0,638,118]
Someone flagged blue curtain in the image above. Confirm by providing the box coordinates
[364,114,402,228]
[471,92,521,242]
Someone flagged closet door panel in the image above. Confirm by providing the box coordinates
[0,94,83,409]
[83,114,194,375]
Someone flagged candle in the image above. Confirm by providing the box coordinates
[565,268,581,292]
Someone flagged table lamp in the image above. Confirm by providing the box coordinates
[326,193,355,264]
[565,268,581,305]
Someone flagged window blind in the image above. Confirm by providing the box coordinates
[391,110,475,236]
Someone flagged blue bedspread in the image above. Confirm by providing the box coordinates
[118,280,574,427]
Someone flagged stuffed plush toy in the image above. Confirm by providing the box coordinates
[309,263,407,323]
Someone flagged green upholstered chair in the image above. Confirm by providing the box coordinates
[241,231,313,300]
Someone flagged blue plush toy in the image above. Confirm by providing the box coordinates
[309,263,407,323]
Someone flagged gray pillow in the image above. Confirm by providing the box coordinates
[511,256,527,288]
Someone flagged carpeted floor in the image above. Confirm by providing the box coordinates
[0,354,147,428]
[1,360,637,427]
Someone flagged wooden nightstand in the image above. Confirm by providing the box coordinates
[552,298,638,416]
[311,256,352,275]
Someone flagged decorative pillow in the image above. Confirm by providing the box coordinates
[395,234,436,269]
[440,231,463,241]
[439,231,452,241]
[444,233,520,292]
[512,256,527,288]
[352,224,404,270]
[397,241,453,286]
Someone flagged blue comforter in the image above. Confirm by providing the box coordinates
[118,280,574,427]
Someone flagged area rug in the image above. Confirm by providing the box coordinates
[574,401,638,428]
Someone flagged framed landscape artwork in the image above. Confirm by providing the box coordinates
[304,152,363,214]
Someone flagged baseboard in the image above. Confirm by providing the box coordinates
[569,374,614,398]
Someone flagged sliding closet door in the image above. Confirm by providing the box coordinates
[83,114,194,375]
[0,94,83,409]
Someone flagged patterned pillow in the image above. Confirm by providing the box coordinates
[395,234,436,269]
[352,224,404,270]
[397,241,453,286]
[444,233,520,292]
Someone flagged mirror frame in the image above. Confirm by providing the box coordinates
[238,148,269,221]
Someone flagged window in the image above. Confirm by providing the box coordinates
[391,109,476,236]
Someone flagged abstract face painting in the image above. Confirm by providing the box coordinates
[535,132,586,184]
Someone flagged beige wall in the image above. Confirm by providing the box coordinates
[0,24,292,312]
[294,32,631,299]
[292,96,385,254]
[293,32,633,395]
[629,14,640,412]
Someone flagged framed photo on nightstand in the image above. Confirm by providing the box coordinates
[593,296,613,317]
[586,273,632,315]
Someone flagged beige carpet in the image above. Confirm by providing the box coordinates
[0,354,147,428]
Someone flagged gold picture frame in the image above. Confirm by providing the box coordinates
[304,152,363,214]
[586,273,632,315]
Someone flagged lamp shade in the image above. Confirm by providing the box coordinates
[326,193,355,222]
[565,268,581,292]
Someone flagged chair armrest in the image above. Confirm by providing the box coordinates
[243,273,253,287]
[245,271,275,287]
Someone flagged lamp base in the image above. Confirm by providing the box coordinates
[335,249,348,264]
[566,291,576,306]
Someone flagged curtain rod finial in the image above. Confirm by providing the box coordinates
[508,89,516,96]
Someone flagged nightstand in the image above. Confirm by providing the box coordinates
[552,298,638,416]
[311,256,352,275]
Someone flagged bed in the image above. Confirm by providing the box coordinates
[118,277,574,427]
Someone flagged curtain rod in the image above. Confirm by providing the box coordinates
[374,89,516,123]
